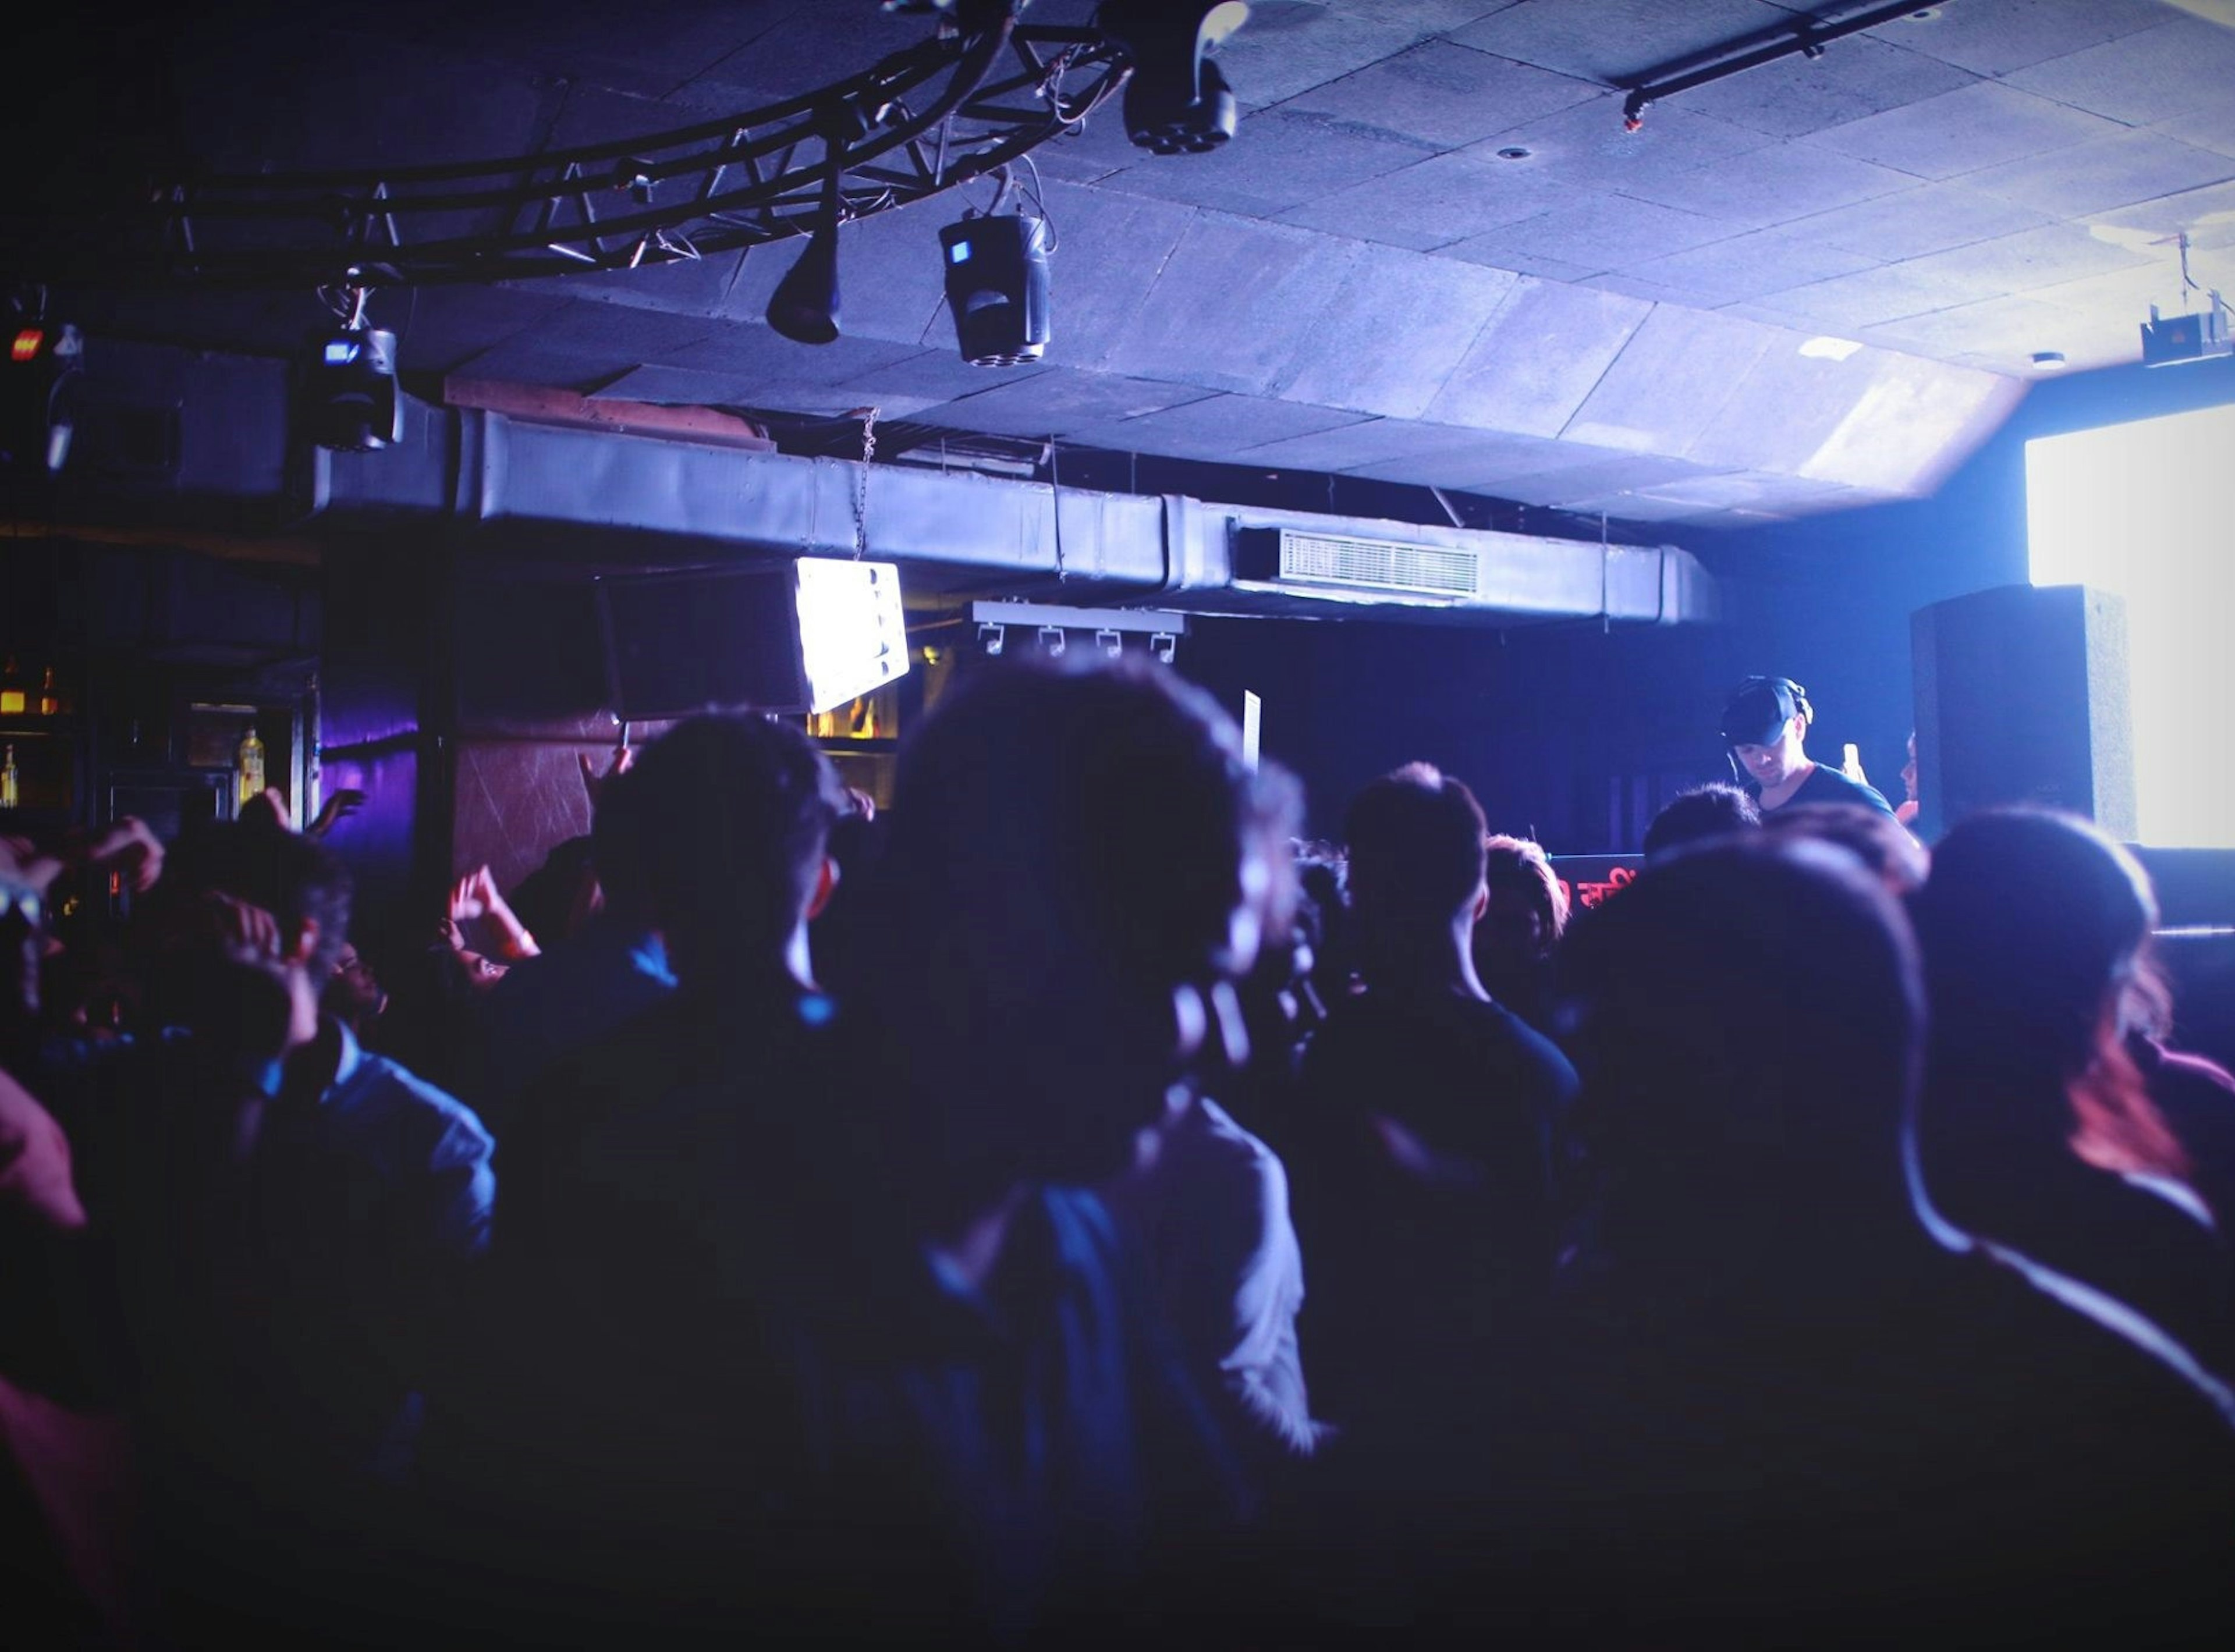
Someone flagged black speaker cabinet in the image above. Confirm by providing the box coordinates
[1911,583,2134,841]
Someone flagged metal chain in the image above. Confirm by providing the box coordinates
[851,404,880,559]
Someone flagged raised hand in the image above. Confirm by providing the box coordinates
[308,788,366,839]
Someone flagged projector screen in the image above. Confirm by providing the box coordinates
[2026,403,2235,849]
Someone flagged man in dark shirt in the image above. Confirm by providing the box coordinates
[1721,674,1895,816]
[1287,763,1579,1466]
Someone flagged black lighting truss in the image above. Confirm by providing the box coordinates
[8,10,1127,291]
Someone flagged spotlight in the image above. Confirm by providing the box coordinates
[939,212,1051,366]
[0,319,82,474]
[1102,1,1251,155]
[767,200,842,344]
[1038,625,1067,657]
[978,621,1006,657]
[769,104,866,345]
[297,323,401,452]
[1150,631,1177,665]
[1095,628,1123,659]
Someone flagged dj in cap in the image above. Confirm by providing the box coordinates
[1720,676,1893,818]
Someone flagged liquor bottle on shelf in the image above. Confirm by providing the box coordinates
[236,726,266,807]
[1,744,17,810]
[0,658,22,717]
[36,667,57,717]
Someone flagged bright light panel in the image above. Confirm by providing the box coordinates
[2027,403,2235,848]
[794,557,909,714]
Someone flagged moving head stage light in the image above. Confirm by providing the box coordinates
[1101,1,1251,155]
[298,324,402,452]
[940,212,1051,366]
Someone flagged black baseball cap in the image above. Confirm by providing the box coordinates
[1721,677,1802,747]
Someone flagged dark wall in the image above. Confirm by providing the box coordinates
[1182,352,2235,854]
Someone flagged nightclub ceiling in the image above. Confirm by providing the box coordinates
[15,0,2235,531]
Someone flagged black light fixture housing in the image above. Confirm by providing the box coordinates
[939,212,1051,366]
[297,324,402,452]
[1102,1,1251,155]
[767,172,844,345]
[0,319,82,475]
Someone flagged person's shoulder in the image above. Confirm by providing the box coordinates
[343,1047,496,1154]
[1802,766,1894,814]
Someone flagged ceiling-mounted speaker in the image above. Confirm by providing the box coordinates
[939,213,1051,366]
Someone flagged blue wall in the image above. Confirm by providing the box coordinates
[1180,353,2235,853]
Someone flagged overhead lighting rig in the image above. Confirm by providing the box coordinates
[0,2,1134,294]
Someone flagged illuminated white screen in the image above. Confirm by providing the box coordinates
[2026,403,2235,848]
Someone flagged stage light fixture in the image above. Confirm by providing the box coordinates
[1102,1,1251,155]
[2141,294,2230,367]
[0,319,82,475]
[939,212,1051,365]
[1038,625,1067,657]
[767,191,843,344]
[297,321,402,452]
[978,621,1006,657]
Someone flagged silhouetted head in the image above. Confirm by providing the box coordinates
[1479,833,1567,966]
[847,654,1300,1193]
[1643,781,1761,863]
[1912,808,2183,1181]
[1343,763,1488,948]
[1914,809,2152,1081]
[1560,835,1924,1263]
[615,714,847,987]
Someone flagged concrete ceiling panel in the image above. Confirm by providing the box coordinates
[1560,306,1779,454]
[1620,140,1920,232]
[1858,0,2171,79]
[1891,222,2159,298]
[1425,278,1655,435]
[641,326,925,390]
[926,370,1208,440]
[1618,221,1885,307]
[1783,183,2059,263]
[1344,428,1591,489]
[1026,183,1202,374]
[1279,40,1602,150]
[1808,81,2127,183]
[1686,334,1906,475]
[1675,34,1979,141]
[1451,97,1778,196]
[1230,417,1499,475]
[1273,246,1521,417]
[1090,111,1436,221]
[1279,150,1571,250]
[1440,196,1733,279]
[2004,17,2235,126]
[395,287,572,375]
[1449,0,1796,85]
[1102,214,1364,395]
[1794,357,2025,494]
[1957,131,2235,220]
[1061,394,1372,460]
[1204,3,1530,108]
[1492,451,1740,506]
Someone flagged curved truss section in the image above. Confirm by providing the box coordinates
[9,17,1129,290]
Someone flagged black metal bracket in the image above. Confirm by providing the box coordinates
[1620,1,1957,131]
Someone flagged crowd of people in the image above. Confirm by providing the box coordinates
[2,652,2233,1647]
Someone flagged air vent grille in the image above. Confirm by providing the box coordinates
[1278,530,1478,597]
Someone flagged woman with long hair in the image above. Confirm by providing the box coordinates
[1912,808,2229,1372]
